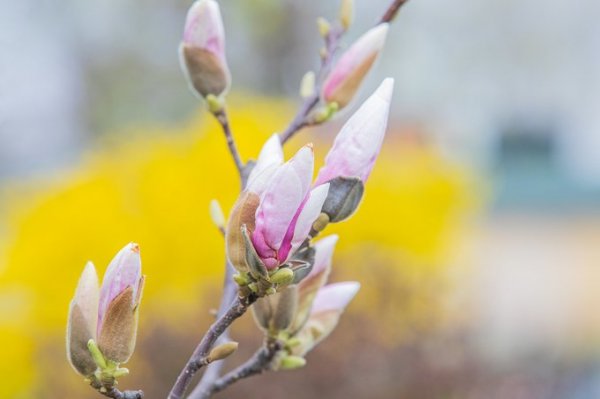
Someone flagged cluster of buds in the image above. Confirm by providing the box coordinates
[251,235,360,369]
[67,243,144,391]
[226,77,393,302]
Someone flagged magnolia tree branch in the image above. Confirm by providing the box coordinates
[97,388,144,399]
[167,294,257,399]
[213,109,246,184]
[187,261,239,397]
[380,0,410,23]
[279,26,344,145]
[195,340,284,399]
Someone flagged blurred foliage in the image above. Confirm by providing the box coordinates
[0,95,477,398]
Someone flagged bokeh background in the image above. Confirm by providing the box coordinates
[2,0,600,398]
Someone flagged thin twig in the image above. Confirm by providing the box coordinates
[213,109,246,183]
[279,26,344,145]
[167,294,257,399]
[196,340,284,399]
[97,388,144,399]
[188,261,239,398]
[380,0,410,23]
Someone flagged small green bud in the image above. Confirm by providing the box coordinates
[232,273,250,286]
[270,268,295,286]
[285,337,302,349]
[209,199,226,231]
[265,287,277,296]
[112,367,129,378]
[206,94,225,114]
[312,102,338,124]
[300,71,316,99]
[279,355,306,370]
[339,0,354,30]
[208,342,239,362]
[87,339,107,370]
[316,17,331,37]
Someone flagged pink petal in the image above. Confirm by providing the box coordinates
[183,0,227,62]
[252,145,314,267]
[309,235,339,279]
[97,243,142,333]
[315,78,393,186]
[311,282,360,315]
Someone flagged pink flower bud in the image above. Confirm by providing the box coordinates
[67,262,100,376]
[251,145,330,269]
[322,24,389,108]
[180,0,231,98]
[98,243,142,334]
[290,235,339,333]
[291,281,360,356]
[315,78,394,186]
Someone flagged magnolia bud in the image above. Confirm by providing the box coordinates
[272,286,298,332]
[208,342,239,362]
[320,177,364,223]
[97,243,144,364]
[180,0,231,99]
[322,23,389,108]
[67,262,100,376]
[317,17,331,37]
[252,286,298,334]
[339,0,354,30]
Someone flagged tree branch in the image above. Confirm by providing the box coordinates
[167,294,257,399]
[213,109,246,184]
[279,25,344,145]
[195,340,284,399]
[97,388,144,399]
[380,0,410,24]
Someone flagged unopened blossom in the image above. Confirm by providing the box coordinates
[67,243,145,376]
[292,281,360,356]
[322,24,389,108]
[226,145,330,272]
[315,78,394,187]
[290,235,339,332]
[180,0,231,98]
[67,262,100,376]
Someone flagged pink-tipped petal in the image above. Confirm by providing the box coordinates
[98,243,142,333]
[247,134,284,194]
[311,281,360,315]
[315,78,394,186]
[183,0,227,62]
[252,146,314,268]
[309,235,339,279]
